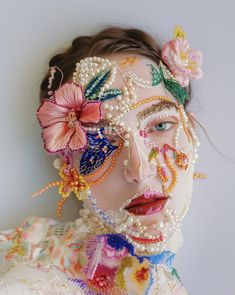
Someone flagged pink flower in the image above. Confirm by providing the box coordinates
[37,82,102,153]
[161,38,203,87]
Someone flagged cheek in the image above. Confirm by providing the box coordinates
[170,167,194,214]
[76,144,131,210]
[177,126,190,148]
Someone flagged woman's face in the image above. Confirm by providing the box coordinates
[74,54,197,233]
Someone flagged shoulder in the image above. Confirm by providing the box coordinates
[0,263,84,294]
[0,216,76,277]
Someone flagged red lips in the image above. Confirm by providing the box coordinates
[124,191,168,216]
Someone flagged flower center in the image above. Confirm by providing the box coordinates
[67,111,80,128]
[179,50,190,66]
[135,267,149,283]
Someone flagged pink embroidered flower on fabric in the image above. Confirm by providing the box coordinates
[37,82,102,153]
[161,28,203,87]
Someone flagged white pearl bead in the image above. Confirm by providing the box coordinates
[123,159,129,166]
[124,141,129,147]
[115,226,122,233]
[53,158,63,170]
[140,245,145,252]
[126,217,134,226]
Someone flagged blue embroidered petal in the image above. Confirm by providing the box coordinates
[79,129,117,175]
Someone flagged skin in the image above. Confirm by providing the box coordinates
[74,54,196,231]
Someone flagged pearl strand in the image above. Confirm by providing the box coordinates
[72,56,117,89]
[122,71,153,88]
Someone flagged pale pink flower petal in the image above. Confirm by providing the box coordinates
[54,82,83,110]
[80,101,102,123]
[37,82,103,153]
[68,122,87,151]
[191,67,203,79]
[174,73,190,88]
[178,38,190,53]
[189,48,203,65]
[37,100,69,128]
[161,37,203,87]
[42,122,75,153]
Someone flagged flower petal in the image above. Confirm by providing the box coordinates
[37,100,69,128]
[174,73,189,87]
[80,102,102,123]
[190,67,203,80]
[68,122,87,151]
[42,122,75,153]
[54,82,84,110]
[189,49,203,65]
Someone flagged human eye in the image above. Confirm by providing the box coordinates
[147,119,177,133]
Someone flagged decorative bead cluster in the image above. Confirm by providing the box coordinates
[32,162,90,217]
[80,190,191,255]
[73,57,117,96]
[122,71,153,88]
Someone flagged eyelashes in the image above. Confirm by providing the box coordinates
[139,108,179,132]
[147,121,177,133]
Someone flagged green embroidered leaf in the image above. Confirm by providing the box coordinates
[151,65,163,86]
[98,89,122,101]
[148,149,158,162]
[163,78,189,105]
[171,267,181,281]
[149,63,188,105]
[84,69,110,100]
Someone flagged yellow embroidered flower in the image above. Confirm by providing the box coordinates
[123,257,150,295]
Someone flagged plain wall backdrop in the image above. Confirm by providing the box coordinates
[0,0,234,294]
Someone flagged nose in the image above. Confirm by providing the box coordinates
[124,133,156,183]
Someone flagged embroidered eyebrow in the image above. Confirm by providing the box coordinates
[137,101,178,121]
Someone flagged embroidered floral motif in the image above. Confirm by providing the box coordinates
[37,82,102,153]
[0,217,186,294]
[58,163,90,200]
[161,26,203,87]
[79,129,118,175]
[123,256,150,294]
[49,229,84,277]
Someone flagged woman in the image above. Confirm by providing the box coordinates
[0,26,203,294]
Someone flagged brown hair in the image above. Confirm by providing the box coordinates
[39,26,191,106]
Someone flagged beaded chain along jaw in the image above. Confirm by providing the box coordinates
[0,26,204,294]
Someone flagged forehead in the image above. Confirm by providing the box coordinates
[102,54,179,118]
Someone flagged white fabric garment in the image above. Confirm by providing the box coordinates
[0,263,83,295]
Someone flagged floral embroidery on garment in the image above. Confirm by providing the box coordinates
[0,217,188,294]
